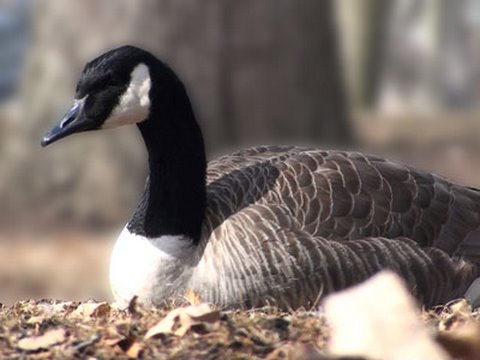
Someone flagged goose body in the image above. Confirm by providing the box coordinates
[42,46,480,309]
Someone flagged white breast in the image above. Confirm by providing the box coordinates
[109,227,195,308]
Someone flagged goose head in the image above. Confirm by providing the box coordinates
[41,45,207,242]
[41,46,164,147]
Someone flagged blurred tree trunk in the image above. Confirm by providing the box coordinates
[217,0,352,148]
[3,0,351,227]
[337,0,390,108]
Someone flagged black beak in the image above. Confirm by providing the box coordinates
[41,97,95,147]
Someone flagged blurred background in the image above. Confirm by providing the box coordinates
[1,0,480,305]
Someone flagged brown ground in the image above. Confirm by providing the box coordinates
[0,231,113,307]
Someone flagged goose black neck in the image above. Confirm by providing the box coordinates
[127,70,206,243]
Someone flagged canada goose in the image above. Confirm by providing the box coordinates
[42,46,480,309]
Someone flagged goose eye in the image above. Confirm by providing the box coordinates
[92,75,114,91]
[76,73,121,98]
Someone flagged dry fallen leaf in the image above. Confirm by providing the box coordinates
[125,340,144,358]
[184,289,203,305]
[17,328,67,351]
[144,312,177,338]
[324,271,450,360]
[437,320,480,360]
[105,336,144,359]
[450,299,472,316]
[439,299,474,332]
[104,337,123,347]
[145,303,220,338]
[37,301,77,315]
[73,302,111,318]
[26,315,46,325]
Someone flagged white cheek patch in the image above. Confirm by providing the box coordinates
[103,63,152,128]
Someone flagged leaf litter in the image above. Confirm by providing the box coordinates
[0,297,480,359]
[17,328,67,351]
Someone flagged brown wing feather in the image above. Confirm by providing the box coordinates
[200,146,480,307]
